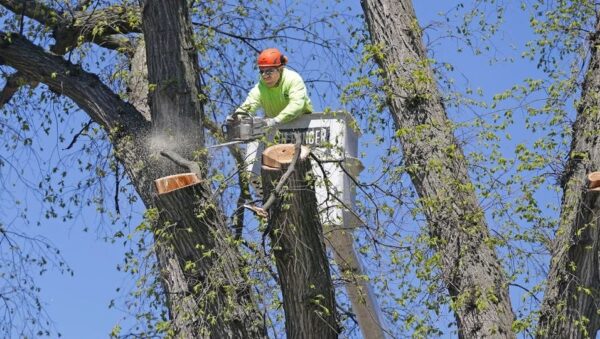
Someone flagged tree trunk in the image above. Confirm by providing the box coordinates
[153,179,263,338]
[537,19,600,339]
[142,0,204,160]
[359,0,516,337]
[138,1,264,337]
[0,1,266,336]
[262,144,339,339]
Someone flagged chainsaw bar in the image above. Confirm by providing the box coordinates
[207,139,246,149]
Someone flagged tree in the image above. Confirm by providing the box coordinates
[358,0,600,338]
[2,0,600,338]
[360,1,515,337]
[0,0,348,337]
[534,4,600,337]
[0,0,266,337]
[261,143,338,338]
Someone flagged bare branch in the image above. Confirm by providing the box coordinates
[64,120,93,150]
[193,21,260,52]
[114,155,121,215]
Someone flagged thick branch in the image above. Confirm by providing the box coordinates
[140,1,264,337]
[537,18,600,339]
[0,31,148,133]
[0,0,57,27]
[360,0,515,337]
[142,0,204,160]
[0,0,141,36]
[0,2,139,107]
[0,0,141,53]
[70,5,142,37]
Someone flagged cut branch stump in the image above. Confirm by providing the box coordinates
[154,172,201,195]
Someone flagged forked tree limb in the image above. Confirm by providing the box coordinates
[262,134,303,211]
[243,133,303,218]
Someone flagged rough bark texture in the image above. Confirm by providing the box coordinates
[142,0,204,159]
[262,144,339,339]
[127,39,151,121]
[360,0,516,337]
[0,0,141,54]
[153,180,263,338]
[537,19,600,339]
[0,1,266,337]
[138,1,263,337]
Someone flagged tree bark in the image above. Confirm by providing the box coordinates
[537,18,600,339]
[142,0,204,161]
[138,1,263,337]
[152,178,263,338]
[0,1,266,336]
[262,144,339,339]
[359,0,516,337]
[127,38,151,121]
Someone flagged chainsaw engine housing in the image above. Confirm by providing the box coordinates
[223,114,266,142]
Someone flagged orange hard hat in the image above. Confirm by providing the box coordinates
[257,48,288,67]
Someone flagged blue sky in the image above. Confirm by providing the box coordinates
[4,0,557,338]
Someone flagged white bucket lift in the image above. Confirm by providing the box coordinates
[269,111,386,339]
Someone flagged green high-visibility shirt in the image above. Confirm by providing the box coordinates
[236,68,313,123]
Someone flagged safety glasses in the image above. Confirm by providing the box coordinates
[259,68,278,77]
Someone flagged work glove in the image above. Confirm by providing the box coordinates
[265,118,278,128]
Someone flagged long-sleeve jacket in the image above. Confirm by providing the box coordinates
[235,68,313,123]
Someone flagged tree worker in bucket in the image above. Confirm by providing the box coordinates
[230,47,313,188]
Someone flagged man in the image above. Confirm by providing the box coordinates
[231,48,313,185]
[234,47,313,126]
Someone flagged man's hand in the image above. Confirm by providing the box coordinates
[265,118,278,128]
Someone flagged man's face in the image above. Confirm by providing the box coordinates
[259,67,281,87]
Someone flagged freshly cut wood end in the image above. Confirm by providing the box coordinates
[589,171,600,190]
[588,171,600,181]
[154,173,201,195]
[262,144,310,169]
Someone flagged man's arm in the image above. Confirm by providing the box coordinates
[235,85,261,115]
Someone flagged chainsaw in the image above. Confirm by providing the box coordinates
[209,112,267,148]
